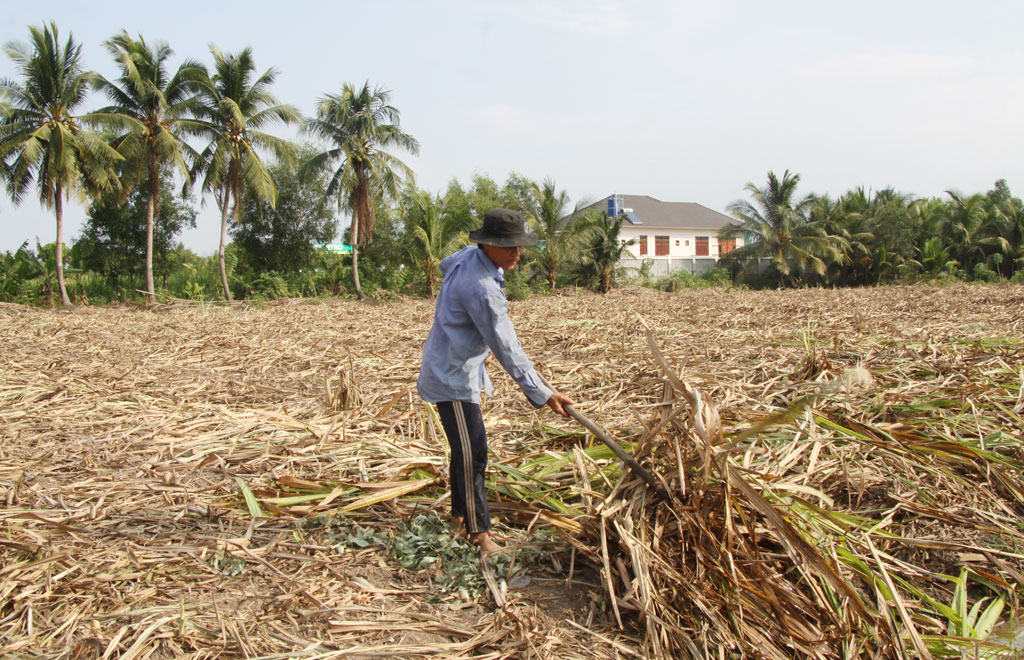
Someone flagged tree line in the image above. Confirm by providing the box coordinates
[0,23,637,306]
[2,23,1022,308]
[719,170,1024,288]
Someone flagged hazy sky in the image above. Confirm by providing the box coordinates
[2,1,1022,254]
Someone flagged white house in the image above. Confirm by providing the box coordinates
[583,194,743,276]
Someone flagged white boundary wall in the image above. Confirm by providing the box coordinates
[620,257,721,277]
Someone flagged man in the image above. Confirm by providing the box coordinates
[418,209,574,556]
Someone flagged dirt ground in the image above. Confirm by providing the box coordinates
[1,284,1022,658]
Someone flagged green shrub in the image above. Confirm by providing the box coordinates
[15,277,58,307]
[658,270,697,291]
[654,267,736,291]
[0,273,24,303]
[71,271,121,305]
[504,268,532,301]
[701,267,734,287]
[249,271,290,299]
[165,259,221,301]
[179,281,205,301]
[971,263,1000,283]
[900,270,963,285]
[637,258,655,285]
[375,265,413,294]
[311,253,349,295]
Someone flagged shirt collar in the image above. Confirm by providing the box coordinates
[474,246,505,285]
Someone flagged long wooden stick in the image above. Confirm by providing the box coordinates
[541,376,666,498]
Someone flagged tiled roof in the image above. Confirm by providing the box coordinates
[585,194,734,230]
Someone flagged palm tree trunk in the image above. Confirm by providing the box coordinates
[54,185,73,308]
[218,186,233,302]
[145,198,156,303]
[145,163,158,302]
[426,261,437,298]
[350,213,364,300]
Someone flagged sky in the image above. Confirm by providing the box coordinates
[2,0,1022,255]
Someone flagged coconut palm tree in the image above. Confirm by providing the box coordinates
[403,189,469,297]
[942,191,991,276]
[93,31,204,302]
[0,99,8,179]
[984,197,1024,278]
[860,188,918,283]
[578,211,633,293]
[721,170,841,286]
[527,178,589,290]
[811,194,875,286]
[0,23,121,307]
[301,82,419,300]
[191,46,299,301]
[902,236,959,280]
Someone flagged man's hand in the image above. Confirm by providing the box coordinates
[545,392,575,417]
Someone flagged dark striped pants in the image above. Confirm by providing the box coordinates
[435,401,491,535]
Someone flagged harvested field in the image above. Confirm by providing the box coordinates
[1,284,1023,659]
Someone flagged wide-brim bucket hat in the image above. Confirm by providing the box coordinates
[468,209,539,247]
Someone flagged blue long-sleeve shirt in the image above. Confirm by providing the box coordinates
[417,246,552,407]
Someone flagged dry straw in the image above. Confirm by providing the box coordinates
[1,284,1023,658]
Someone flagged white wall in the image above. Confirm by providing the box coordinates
[620,227,742,259]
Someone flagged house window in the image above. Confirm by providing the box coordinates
[719,238,736,256]
[675,240,680,246]
[655,235,669,256]
[695,236,709,256]
[638,235,647,256]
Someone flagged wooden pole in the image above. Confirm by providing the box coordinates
[542,376,667,498]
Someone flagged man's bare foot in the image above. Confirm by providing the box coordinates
[451,516,467,538]
[471,531,502,557]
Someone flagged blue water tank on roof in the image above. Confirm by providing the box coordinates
[607,196,622,217]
